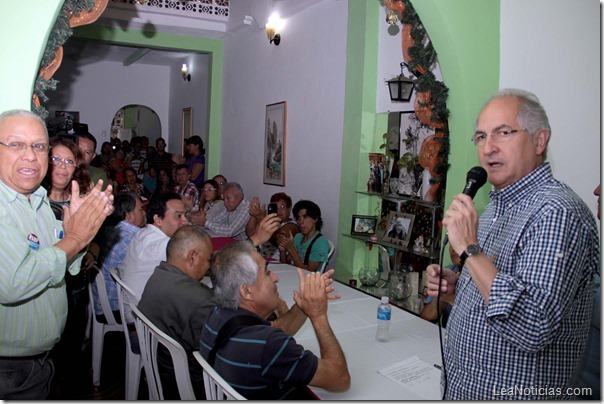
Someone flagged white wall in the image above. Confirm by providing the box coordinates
[168,53,210,155]
[220,0,348,245]
[49,58,171,152]
[500,0,600,218]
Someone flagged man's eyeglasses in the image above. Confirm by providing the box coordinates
[202,187,217,192]
[0,141,49,154]
[50,155,76,168]
[471,128,528,147]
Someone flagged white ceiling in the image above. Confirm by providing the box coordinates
[64,0,326,68]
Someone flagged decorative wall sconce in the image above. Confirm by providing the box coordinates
[265,12,284,46]
[387,62,415,102]
[181,64,191,81]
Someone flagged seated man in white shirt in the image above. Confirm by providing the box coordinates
[197,182,250,240]
[119,192,188,319]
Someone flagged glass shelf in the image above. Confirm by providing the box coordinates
[344,233,439,260]
[356,190,440,208]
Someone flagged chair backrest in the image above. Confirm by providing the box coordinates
[89,265,119,325]
[318,239,335,274]
[110,267,137,352]
[192,351,246,400]
[129,303,196,400]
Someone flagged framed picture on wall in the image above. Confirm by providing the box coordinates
[263,101,287,186]
[382,212,415,248]
[181,107,193,154]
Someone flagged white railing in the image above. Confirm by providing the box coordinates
[109,0,229,21]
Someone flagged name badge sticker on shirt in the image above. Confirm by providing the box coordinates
[27,233,40,251]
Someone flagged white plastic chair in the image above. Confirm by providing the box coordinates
[318,239,335,274]
[110,267,144,400]
[129,303,196,400]
[88,266,123,387]
[192,351,246,400]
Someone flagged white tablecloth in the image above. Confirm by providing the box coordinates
[268,263,443,400]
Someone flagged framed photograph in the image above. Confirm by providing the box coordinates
[263,101,287,186]
[351,215,378,236]
[368,153,386,193]
[382,212,415,248]
[397,111,436,198]
[181,107,193,154]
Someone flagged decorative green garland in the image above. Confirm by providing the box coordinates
[392,0,451,201]
[32,0,95,118]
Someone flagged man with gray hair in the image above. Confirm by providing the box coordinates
[0,109,114,400]
[197,182,250,240]
[426,89,599,399]
[199,242,350,399]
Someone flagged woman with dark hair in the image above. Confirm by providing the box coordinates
[120,166,151,199]
[183,135,205,187]
[44,136,92,220]
[278,200,329,272]
[200,179,225,220]
[152,167,174,197]
[44,136,95,388]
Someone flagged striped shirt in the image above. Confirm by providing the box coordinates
[444,163,600,399]
[199,306,318,399]
[0,181,83,356]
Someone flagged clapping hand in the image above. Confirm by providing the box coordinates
[249,197,266,220]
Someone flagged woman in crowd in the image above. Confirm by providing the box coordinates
[45,136,92,219]
[44,136,96,389]
[278,199,329,272]
[200,179,226,220]
[212,174,227,199]
[183,135,205,187]
[120,166,151,199]
[142,164,157,193]
[247,192,299,260]
[109,147,127,185]
[152,167,174,197]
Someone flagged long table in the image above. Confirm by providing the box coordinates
[269,263,443,400]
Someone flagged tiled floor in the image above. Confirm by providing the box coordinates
[49,331,148,400]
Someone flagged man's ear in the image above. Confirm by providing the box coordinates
[153,214,161,227]
[239,284,252,302]
[534,129,550,156]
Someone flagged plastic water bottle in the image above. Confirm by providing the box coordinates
[375,296,391,342]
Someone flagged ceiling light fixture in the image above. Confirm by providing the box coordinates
[181,64,191,81]
[265,12,284,46]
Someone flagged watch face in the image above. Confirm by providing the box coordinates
[467,244,481,255]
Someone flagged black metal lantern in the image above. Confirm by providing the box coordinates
[387,62,415,102]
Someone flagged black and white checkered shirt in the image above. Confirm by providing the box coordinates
[444,163,600,400]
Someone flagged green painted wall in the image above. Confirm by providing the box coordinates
[0,0,64,111]
[72,25,224,179]
[335,0,499,281]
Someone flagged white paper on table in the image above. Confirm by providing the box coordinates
[377,355,441,400]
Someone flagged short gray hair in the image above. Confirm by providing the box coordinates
[476,88,551,159]
[211,242,258,309]
[223,182,243,197]
[0,109,48,138]
[166,225,210,261]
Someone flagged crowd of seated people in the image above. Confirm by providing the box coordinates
[45,130,337,399]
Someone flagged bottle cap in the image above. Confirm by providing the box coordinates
[381,296,389,304]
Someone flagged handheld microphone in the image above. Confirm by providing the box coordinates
[443,166,488,246]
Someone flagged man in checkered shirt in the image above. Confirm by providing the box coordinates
[426,89,599,400]
[173,164,200,211]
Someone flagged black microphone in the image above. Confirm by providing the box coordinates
[443,166,488,246]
